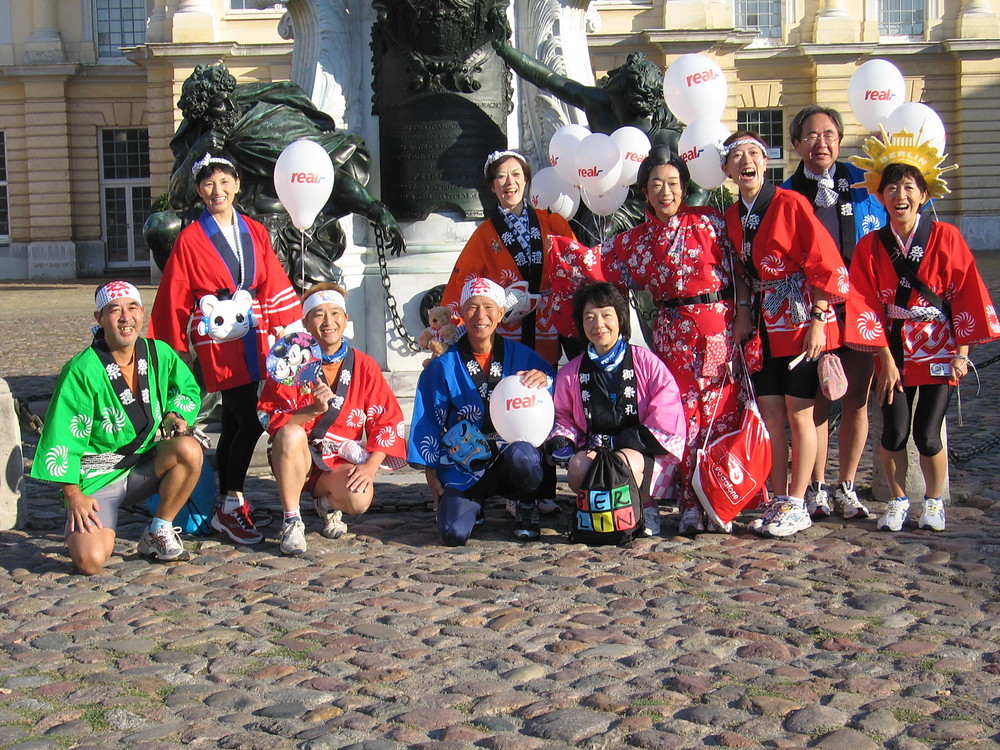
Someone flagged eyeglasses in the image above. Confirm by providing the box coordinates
[800,132,840,145]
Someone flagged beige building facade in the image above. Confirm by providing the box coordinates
[1,0,998,281]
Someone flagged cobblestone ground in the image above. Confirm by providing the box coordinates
[1,263,999,750]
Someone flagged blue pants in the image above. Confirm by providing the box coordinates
[437,441,543,546]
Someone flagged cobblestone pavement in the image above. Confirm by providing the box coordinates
[1,263,1000,750]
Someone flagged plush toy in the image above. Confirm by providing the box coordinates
[197,290,256,342]
[418,306,459,366]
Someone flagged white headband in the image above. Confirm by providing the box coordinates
[717,137,767,167]
[192,153,237,178]
[460,277,511,309]
[95,281,142,312]
[484,150,526,178]
[303,289,347,316]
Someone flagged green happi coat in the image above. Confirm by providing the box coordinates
[31,337,201,496]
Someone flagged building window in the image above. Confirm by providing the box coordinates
[0,132,8,241]
[737,109,785,184]
[735,0,782,39]
[879,0,924,36]
[96,0,146,59]
[100,129,151,268]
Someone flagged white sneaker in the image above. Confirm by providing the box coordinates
[537,498,560,515]
[750,497,783,534]
[678,506,705,535]
[805,483,832,518]
[138,526,190,562]
[643,505,661,536]
[313,496,349,538]
[337,439,370,465]
[280,519,307,555]
[876,497,910,532]
[833,482,871,519]
[918,497,946,531]
[761,499,812,538]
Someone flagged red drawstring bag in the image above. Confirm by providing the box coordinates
[692,351,772,526]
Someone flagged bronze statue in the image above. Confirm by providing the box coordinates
[145,63,405,285]
[489,12,705,245]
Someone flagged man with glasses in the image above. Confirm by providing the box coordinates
[782,105,886,523]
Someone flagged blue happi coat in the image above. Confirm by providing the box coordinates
[407,335,554,491]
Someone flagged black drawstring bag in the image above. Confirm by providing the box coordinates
[567,447,644,546]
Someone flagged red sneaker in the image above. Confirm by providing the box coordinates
[211,502,263,545]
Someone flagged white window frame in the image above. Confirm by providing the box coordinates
[93,0,149,62]
[876,0,927,41]
[99,128,151,269]
[734,0,784,42]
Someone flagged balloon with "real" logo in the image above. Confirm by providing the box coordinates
[489,376,555,447]
[273,139,335,231]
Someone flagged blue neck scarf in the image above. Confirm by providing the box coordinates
[587,336,627,373]
[321,340,349,364]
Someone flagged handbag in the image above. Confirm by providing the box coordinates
[692,349,772,527]
[818,352,848,400]
[567,447,644,546]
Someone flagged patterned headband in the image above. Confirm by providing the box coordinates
[484,150,526,178]
[461,277,511,309]
[95,280,142,312]
[192,153,236,178]
[717,137,767,167]
[303,289,347,316]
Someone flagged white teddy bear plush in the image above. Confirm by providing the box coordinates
[197,289,256,342]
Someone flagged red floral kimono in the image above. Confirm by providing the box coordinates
[846,219,1000,385]
[258,348,407,471]
[549,205,745,510]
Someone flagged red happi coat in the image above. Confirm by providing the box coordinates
[548,206,746,510]
[149,214,302,392]
[258,349,407,470]
[846,220,1000,386]
[442,207,576,365]
[725,188,850,358]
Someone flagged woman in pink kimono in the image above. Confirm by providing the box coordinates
[546,282,686,535]
[549,147,752,533]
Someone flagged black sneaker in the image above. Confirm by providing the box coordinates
[513,501,540,541]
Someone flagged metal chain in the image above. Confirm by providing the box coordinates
[949,428,1000,464]
[373,223,422,353]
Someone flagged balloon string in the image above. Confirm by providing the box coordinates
[300,231,305,291]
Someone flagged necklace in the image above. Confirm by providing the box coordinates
[214,212,245,289]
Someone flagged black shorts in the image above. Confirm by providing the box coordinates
[753,354,820,399]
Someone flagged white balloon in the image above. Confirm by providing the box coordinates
[885,102,946,155]
[489,376,554,447]
[677,119,731,190]
[663,54,728,125]
[611,126,652,186]
[575,132,623,194]
[529,167,565,211]
[549,187,581,221]
[274,139,336,231]
[549,124,591,184]
[581,184,629,217]
[848,59,906,132]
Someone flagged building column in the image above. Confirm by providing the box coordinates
[957,0,1000,37]
[810,0,859,42]
[167,0,217,43]
[18,69,76,277]
[24,0,64,64]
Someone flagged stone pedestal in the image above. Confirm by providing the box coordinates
[870,402,950,502]
[0,379,25,530]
